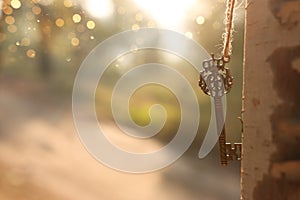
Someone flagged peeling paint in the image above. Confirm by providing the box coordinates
[253,46,300,199]
[239,0,300,198]
[269,0,300,29]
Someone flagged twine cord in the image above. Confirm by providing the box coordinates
[222,0,236,61]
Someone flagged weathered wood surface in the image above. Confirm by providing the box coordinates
[242,0,300,199]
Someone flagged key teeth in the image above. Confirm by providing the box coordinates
[225,143,242,162]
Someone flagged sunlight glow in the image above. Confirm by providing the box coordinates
[37,0,54,6]
[134,0,196,28]
[84,0,114,19]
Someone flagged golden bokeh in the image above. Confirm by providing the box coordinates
[3,5,13,15]
[68,32,76,39]
[135,13,143,22]
[8,44,18,53]
[11,0,21,9]
[72,14,81,23]
[196,16,205,25]
[71,37,80,46]
[7,25,17,33]
[63,0,73,8]
[131,24,140,31]
[185,32,193,39]
[0,33,6,42]
[5,16,15,25]
[90,35,95,40]
[147,20,156,28]
[117,7,126,15]
[26,49,36,58]
[42,26,51,35]
[76,24,85,32]
[55,18,65,27]
[26,12,35,20]
[21,37,31,46]
[32,6,42,15]
[86,21,96,30]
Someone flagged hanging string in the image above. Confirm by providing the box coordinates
[222,0,236,62]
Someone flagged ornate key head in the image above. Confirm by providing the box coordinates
[199,54,233,97]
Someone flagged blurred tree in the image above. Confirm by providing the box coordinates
[36,4,52,76]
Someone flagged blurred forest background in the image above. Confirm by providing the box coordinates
[0,0,244,199]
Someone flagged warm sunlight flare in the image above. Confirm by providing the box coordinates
[84,0,114,19]
[37,0,54,6]
[134,0,196,28]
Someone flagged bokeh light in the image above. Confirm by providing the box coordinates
[76,24,85,32]
[84,0,114,19]
[7,25,17,33]
[42,26,51,35]
[32,6,42,15]
[72,14,81,23]
[26,49,36,58]
[134,0,196,28]
[86,20,95,30]
[11,0,22,9]
[147,20,156,28]
[135,13,143,22]
[37,0,54,6]
[3,5,13,15]
[71,37,80,46]
[68,32,76,39]
[196,16,205,25]
[8,44,18,53]
[5,16,15,25]
[185,31,193,39]
[131,24,140,31]
[21,37,31,46]
[0,33,6,42]
[117,6,126,15]
[55,18,65,27]
[63,0,73,8]
[26,12,35,20]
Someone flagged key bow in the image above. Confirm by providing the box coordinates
[199,54,233,97]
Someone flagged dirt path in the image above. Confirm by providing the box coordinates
[0,79,240,200]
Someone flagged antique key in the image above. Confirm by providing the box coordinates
[199,55,241,165]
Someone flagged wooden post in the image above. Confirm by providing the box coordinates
[242,0,300,199]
